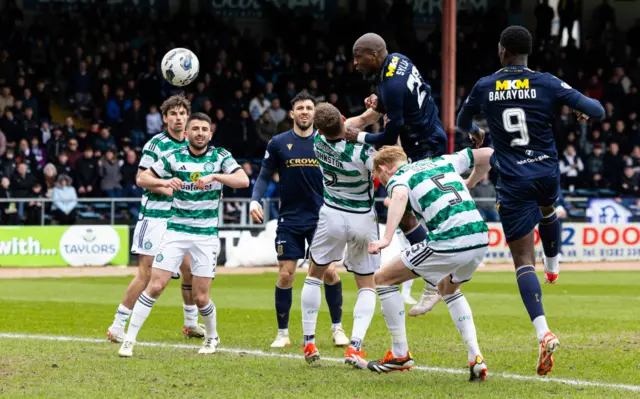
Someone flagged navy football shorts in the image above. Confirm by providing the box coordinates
[274,224,316,261]
[495,173,560,243]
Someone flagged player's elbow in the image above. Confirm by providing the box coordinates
[594,102,605,119]
[239,174,250,188]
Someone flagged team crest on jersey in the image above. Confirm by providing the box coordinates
[204,162,214,172]
[525,150,534,157]
[287,143,293,150]
[144,241,152,250]
[190,172,201,182]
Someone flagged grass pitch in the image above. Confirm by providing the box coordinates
[0,270,639,398]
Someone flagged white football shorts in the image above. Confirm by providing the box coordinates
[131,218,167,256]
[401,242,488,287]
[309,205,380,276]
[152,230,220,279]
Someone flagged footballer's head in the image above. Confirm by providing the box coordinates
[372,146,408,186]
[185,112,212,151]
[314,102,344,139]
[353,33,388,76]
[161,95,191,136]
[498,26,532,66]
[290,92,317,131]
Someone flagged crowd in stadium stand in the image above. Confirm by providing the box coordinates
[0,1,639,225]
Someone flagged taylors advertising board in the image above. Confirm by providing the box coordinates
[0,226,129,267]
[485,222,640,263]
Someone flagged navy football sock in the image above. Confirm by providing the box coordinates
[404,225,427,246]
[324,280,343,325]
[539,212,560,258]
[275,285,292,330]
[516,266,545,321]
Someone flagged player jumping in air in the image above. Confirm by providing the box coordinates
[107,95,205,343]
[345,33,449,313]
[119,113,249,357]
[249,93,348,348]
[456,26,604,375]
[300,103,380,366]
[365,145,493,381]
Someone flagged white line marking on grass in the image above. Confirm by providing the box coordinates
[1,333,639,392]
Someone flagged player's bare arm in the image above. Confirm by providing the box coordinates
[345,107,381,132]
[369,186,409,254]
[466,148,495,189]
[197,169,249,189]
[137,168,182,191]
[136,168,173,196]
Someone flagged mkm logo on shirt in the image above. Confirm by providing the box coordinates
[495,79,529,91]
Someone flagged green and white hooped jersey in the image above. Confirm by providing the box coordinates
[386,148,489,252]
[139,131,188,219]
[150,146,241,236]
[313,134,376,213]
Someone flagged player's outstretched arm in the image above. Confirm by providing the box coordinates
[550,75,604,119]
[466,148,494,189]
[344,108,381,130]
[369,186,409,254]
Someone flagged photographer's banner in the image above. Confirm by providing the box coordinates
[485,223,640,263]
[0,226,129,267]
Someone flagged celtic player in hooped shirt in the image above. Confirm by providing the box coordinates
[118,113,249,358]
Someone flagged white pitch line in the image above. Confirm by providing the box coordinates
[1,333,639,393]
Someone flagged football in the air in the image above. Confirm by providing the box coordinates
[161,48,200,87]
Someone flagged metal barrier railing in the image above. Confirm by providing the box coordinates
[0,196,588,227]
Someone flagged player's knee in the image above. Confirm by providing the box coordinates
[146,279,166,298]
[323,266,339,285]
[437,278,459,296]
[277,268,295,288]
[539,205,555,217]
[373,269,390,286]
[193,291,210,308]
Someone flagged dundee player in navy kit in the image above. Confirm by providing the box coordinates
[457,26,604,376]
[250,93,349,348]
[344,33,448,311]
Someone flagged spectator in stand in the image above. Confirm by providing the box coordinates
[146,105,163,137]
[55,153,74,184]
[25,182,44,225]
[620,166,639,196]
[470,175,499,222]
[0,148,17,178]
[29,136,46,170]
[627,145,640,172]
[250,92,271,120]
[52,174,77,225]
[106,87,132,127]
[586,144,606,188]
[65,139,82,167]
[42,163,58,198]
[1,109,20,144]
[0,86,15,115]
[604,142,625,190]
[231,109,259,158]
[34,81,51,122]
[94,127,117,154]
[560,144,584,191]
[16,139,36,172]
[256,111,278,147]
[11,162,36,220]
[75,147,99,197]
[63,117,76,137]
[124,98,146,148]
[120,149,142,218]
[22,88,38,121]
[99,149,122,198]
[0,176,18,225]
[71,61,92,112]
[22,107,40,140]
[40,121,52,145]
[267,98,286,125]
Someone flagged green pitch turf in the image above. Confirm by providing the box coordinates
[0,271,639,398]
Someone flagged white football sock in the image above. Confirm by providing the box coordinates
[125,292,155,341]
[111,304,131,330]
[377,285,408,358]
[533,315,550,342]
[401,279,414,297]
[199,300,218,338]
[350,288,376,350]
[301,277,322,341]
[183,304,198,326]
[443,291,482,363]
